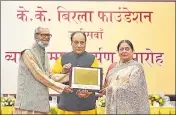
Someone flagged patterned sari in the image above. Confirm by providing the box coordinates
[105,59,150,114]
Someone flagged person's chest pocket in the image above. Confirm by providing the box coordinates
[75,59,92,67]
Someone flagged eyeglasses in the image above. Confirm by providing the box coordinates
[36,33,52,38]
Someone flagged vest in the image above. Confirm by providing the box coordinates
[58,51,96,111]
[14,43,50,112]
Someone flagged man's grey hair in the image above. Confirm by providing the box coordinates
[34,27,42,40]
[34,27,49,40]
[34,27,43,34]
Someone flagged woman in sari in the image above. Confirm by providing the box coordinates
[103,40,150,114]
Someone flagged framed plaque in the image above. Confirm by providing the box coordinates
[69,67,103,91]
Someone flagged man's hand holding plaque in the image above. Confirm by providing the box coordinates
[76,89,91,98]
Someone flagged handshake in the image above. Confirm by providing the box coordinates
[51,63,91,99]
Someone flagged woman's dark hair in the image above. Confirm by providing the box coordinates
[70,31,87,42]
[117,40,134,52]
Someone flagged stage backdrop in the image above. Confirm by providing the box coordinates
[1,1,175,95]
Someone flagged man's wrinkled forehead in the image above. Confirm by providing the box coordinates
[35,27,50,34]
[40,28,50,34]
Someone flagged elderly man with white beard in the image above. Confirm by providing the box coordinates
[14,27,73,114]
